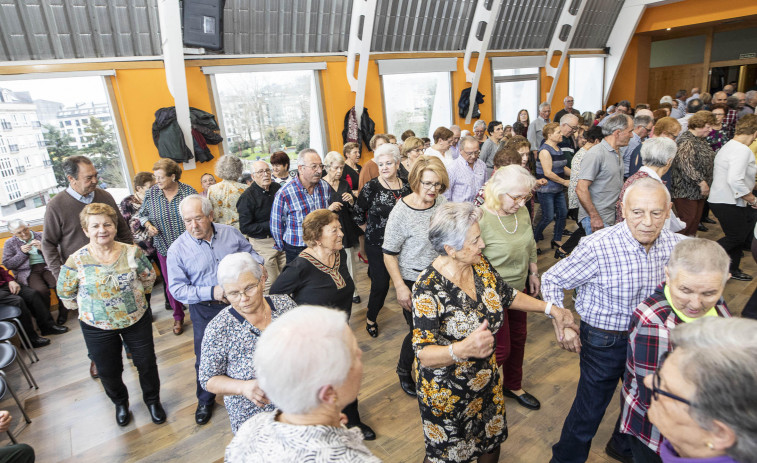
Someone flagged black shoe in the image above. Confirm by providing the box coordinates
[605,441,633,463]
[30,336,50,348]
[550,240,562,250]
[731,270,753,281]
[702,216,716,224]
[352,295,361,304]
[397,371,417,397]
[56,307,68,325]
[502,388,541,410]
[536,248,543,255]
[195,402,214,425]
[40,325,69,336]
[354,422,376,441]
[554,247,567,259]
[562,229,573,236]
[365,321,378,338]
[147,402,166,424]
[116,403,131,426]
[698,223,709,232]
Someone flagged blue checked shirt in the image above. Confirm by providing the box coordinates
[269,176,330,250]
[541,221,685,332]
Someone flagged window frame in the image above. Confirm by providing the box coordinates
[491,69,541,124]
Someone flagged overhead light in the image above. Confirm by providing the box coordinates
[666,27,671,31]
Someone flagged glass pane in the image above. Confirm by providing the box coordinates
[493,67,539,77]
[569,57,605,114]
[213,70,324,168]
[495,79,538,127]
[382,72,452,140]
[0,76,128,225]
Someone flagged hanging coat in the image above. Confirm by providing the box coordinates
[458,87,485,119]
[342,106,376,151]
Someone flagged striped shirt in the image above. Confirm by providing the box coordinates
[541,221,685,331]
[269,176,330,250]
[137,182,197,256]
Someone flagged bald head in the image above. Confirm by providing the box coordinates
[712,91,727,105]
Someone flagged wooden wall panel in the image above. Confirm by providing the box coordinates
[647,63,704,108]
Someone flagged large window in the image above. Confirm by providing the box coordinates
[382,72,452,140]
[569,56,605,114]
[207,67,326,168]
[0,74,131,225]
[493,67,540,127]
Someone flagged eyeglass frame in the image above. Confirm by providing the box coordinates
[420,181,443,191]
[506,192,533,203]
[224,280,263,300]
[650,350,695,407]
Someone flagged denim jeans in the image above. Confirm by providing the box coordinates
[534,190,568,242]
[550,321,630,463]
[283,242,307,263]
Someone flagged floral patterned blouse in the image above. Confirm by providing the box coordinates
[208,180,248,230]
[568,147,588,210]
[705,128,729,153]
[670,131,716,200]
[119,195,156,257]
[57,244,156,330]
[412,256,516,463]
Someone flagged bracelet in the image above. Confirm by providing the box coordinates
[530,272,540,278]
[448,343,466,363]
[544,301,555,319]
[750,199,757,207]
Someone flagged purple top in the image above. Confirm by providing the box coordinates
[659,440,740,463]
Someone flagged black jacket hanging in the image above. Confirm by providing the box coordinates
[458,87,485,119]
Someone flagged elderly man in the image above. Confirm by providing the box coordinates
[723,95,741,138]
[598,100,631,127]
[270,148,331,262]
[554,95,580,122]
[623,113,654,178]
[723,83,735,96]
[733,91,750,119]
[237,160,285,292]
[167,194,265,426]
[558,114,579,166]
[677,98,703,132]
[685,87,700,105]
[577,114,633,235]
[544,178,685,463]
[446,124,462,161]
[42,155,132,377]
[528,102,551,150]
[444,135,486,203]
[711,91,727,105]
[671,90,687,118]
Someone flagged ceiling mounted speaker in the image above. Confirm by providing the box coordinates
[182,0,226,50]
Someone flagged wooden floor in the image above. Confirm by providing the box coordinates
[1,218,754,463]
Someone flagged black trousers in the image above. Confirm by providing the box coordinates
[0,282,55,336]
[283,242,307,264]
[397,279,415,374]
[709,203,756,271]
[628,435,662,463]
[189,301,226,405]
[80,311,160,406]
[0,443,34,463]
[365,244,391,322]
[741,238,757,320]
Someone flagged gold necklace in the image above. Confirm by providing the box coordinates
[496,210,518,234]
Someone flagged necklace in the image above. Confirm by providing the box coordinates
[496,210,518,234]
[381,176,403,201]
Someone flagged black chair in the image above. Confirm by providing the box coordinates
[0,344,37,390]
[0,376,30,444]
[0,322,34,365]
[0,306,37,363]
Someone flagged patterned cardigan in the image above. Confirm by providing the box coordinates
[2,231,47,286]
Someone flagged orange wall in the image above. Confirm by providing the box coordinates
[540,54,571,112]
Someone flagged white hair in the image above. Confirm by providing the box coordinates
[622,176,671,209]
[559,113,578,125]
[216,252,262,287]
[660,95,673,105]
[602,113,632,136]
[179,194,213,219]
[374,143,401,163]
[7,219,27,232]
[428,202,483,255]
[538,101,551,111]
[667,238,730,284]
[323,151,345,169]
[473,120,487,130]
[640,137,677,168]
[254,306,351,414]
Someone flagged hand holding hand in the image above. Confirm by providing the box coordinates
[461,319,494,359]
[240,379,270,407]
[549,306,578,342]
[559,326,581,353]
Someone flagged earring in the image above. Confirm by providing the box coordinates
[706,442,714,450]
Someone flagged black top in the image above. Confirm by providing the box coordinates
[352,177,411,246]
[326,179,361,249]
[558,135,577,168]
[398,163,409,181]
[269,249,355,316]
[513,121,528,137]
[237,181,282,239]
[341,164,362,192]
[553,108,580,122]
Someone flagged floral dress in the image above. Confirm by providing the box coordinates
[412,256,515,463]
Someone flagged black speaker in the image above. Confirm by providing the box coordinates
[182,0,226,50]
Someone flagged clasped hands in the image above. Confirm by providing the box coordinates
[549,305,581,353]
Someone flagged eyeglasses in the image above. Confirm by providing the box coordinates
[506,192,533,203]
[304,164,324,171]
[651,351,694,407]
[225,282,262,300]
[420,181,443,190]
[565,124,578,132]
[253,168,272,175]
[462,150,480,156]
[712,112,725,117]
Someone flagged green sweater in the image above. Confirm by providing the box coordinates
[479,206,537,292]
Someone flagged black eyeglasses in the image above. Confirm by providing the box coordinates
[651,351,694,407]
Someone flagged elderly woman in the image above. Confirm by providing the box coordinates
[270,209,374,439]
[413,203,578,463]
[472,120,487,148]
[353,143,411,337]
[269,151,293,186]
[708,114,757,282]
[382,156,448,395]
[621,239,732,463]
[513,110,529,137]
[323,151,361,303]
[399,136,425,179]
[341,142,362,195]
[478,165,543,411]
[705,104,730,152]
[200,173,216,197]
[534,122,571,251]
[226,306,380,462]
[207,155,248,229]
[643,317,757,463]
[3,219,59,319]
[137,158,197,334]
[670,110,717,236]
[480,120,505,178]
[57,203,164,426]
[198,252,297,434]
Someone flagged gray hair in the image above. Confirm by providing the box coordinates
[214,155,243,181]
[217,252,262,287]
[459,135,479,151]
[323,151,345,170]
[297,148,321,167]
[428,202,483,255]
[659,95,673,105]
[538,101,551,111]
[62,155,94,180]
[473,120,487,130]
[178,194,212,219]
[7,219,27,232]
[484,165,537,211]
[564,95,574,103]
[667,238,730,285]
[602,114,632,136]
[671,317,757,462]
[560,113,578,125]
[640,137,677,168]
[622,176,670,208]
[746,90,757,104]
[633,114,653,128]
[254,306,351,414]
[374,143,401,163]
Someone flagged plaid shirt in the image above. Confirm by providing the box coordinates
[723,109,738,139]
[137,182,197,256]
[620,284,730,452]
[269,176,330,250]
[541,221,685,331]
